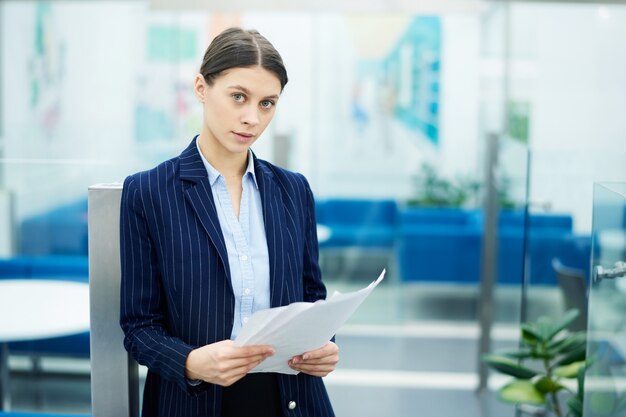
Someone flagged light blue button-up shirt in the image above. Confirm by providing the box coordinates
[196,142,271,340]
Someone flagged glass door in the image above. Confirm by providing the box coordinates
[584,182,626,417]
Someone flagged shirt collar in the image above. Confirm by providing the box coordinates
[243,149,259,189]
[196,140,258,189]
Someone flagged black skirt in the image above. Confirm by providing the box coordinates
[221,373,284,417]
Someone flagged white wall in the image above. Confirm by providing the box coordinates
[3,2,625,231]
[509,3,626,232]
[308,14,482,200]
[2,2,145,218]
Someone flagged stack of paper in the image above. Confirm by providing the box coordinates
[234,269,385,374]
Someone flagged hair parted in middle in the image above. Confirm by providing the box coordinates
[199,27,288,91]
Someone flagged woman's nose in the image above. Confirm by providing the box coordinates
[241,106,260,126]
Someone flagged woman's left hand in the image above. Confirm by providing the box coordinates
[288,341,339,377]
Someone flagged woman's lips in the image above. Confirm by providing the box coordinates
[233,131,255,143]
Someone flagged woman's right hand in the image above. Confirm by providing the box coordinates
[184,340,274,387]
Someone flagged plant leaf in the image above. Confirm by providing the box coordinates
[577,363,585,400]
[494,348,535,360]
[499,380,546,405]
[521,324,542,345]
[482,355,539,379]
[555,345,586,367]
[529,349,554,360]
[554,361,586,379]
[536,317,554,341]
[533,375,564,393]
[546,309,580,340]
[548,332,586,354]
[567,396,583,417]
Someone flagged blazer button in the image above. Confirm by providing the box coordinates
[288,401,297,410]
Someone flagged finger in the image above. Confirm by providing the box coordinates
[292,363,336,377]
[215,346,273,363]
[292,355,338,368]
[294,350,338,365]
[289,354,303,364]
[301,343,338,361]
[219,353,270,371]
[232,345,275,359]
[292,362,334,371]
[222,357,267,386]
[219,358,265,383]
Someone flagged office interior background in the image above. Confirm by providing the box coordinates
[1,0,626,416]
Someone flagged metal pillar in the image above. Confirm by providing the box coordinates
[0,189,14,257]
[477,132,501,392]
[477,0,511,394]
[0,342,10,411]
[88,183,139,417]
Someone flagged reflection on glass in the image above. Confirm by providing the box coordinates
[584,182,626,417]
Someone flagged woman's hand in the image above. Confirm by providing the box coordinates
[288,341,339,377]
[185,340,274,387]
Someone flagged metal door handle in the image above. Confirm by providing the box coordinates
[595,261,626,281]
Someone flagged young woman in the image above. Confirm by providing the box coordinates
[119,27,338,417]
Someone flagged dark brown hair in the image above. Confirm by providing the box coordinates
[199,27,288,91]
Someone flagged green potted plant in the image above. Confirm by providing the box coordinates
[483,309,586,417]
[407,163,517,209]
[407,163,479,208]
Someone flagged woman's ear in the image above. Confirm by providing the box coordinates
[194,74,206,103]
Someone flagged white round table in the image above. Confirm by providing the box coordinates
[0,279,90,410]
[0,279,90,342]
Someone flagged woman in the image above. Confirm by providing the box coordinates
[120,27,338,417]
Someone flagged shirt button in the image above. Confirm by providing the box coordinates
[243,317,249,324]
[240,255,248,261]
[244,288,251,295]
[288,401,297,410]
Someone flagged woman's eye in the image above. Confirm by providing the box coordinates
[260,100,274,109]
[232,93,245,102]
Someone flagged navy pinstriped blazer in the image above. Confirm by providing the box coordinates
[120,137,335,417]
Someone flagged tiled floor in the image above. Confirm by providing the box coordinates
[5,279,564,417]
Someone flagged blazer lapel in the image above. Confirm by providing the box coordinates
[179,138,231,281]
[254,156,288,307]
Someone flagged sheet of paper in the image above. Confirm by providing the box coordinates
[234,269,385,374]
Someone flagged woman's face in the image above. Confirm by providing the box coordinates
[195,66,282,157]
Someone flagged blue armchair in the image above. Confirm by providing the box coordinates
[397,207,482,283]
[315,199,398,249]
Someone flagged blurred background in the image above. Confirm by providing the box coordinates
[1,0,626,416]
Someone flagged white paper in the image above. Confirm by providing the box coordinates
[234,269,385,374]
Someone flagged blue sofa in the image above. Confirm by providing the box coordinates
[0,256,89,282]
[397,207,591,285]
[315,199,398,249]
[499,211,592,284]
[397,207,482,283]
[20,199,88,256]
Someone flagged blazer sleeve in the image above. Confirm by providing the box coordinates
[301,176,336,345]
[300,176,327,304]
[119,175,205,394]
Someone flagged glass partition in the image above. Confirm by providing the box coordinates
[506,0,626,339]
[584,182,626,417]
[503,3,626,417]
